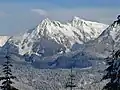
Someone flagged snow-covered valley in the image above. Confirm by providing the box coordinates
[0,59,107,90]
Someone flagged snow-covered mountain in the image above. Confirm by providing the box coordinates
[85,19,120,57]
[2,17,107,57]
[0,17,113,90]
[0,36,9,47]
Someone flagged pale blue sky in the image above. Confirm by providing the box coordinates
[0,0,120,35]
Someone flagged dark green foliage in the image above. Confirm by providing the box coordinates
[0,55,18,90]
[113,15,120,26]
[102,50,120,90]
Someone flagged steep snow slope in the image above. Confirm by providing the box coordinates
[0,36,9,47]
[3,17,107,56]
[85,19,120,57]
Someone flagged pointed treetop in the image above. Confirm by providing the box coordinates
[117,15,120,20]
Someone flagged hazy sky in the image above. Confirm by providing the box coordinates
[0,0,120,35]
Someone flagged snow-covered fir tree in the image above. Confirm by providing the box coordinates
[65,67,77,90]
[0,54,18,90]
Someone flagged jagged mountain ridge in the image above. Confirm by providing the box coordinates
[85,19,120,57]
[2,17,107,57]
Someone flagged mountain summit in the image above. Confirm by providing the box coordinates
[2,17,107,57]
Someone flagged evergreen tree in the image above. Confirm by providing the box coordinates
[113,15,120,25]
[102,50,120,90]
[0,55,18,90]
[65,67,77,90]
